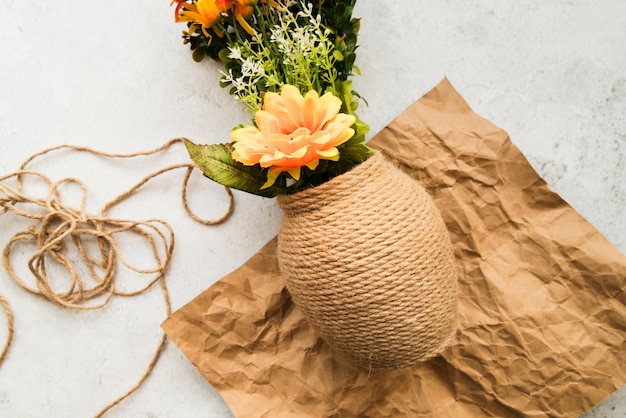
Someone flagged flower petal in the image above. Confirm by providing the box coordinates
[286,167,301,180]
[318,92,342,126]
[281,85,307,128]
[317,147,339,160]
[261,166,283,189]
[231,84,358,182]
[302,90,321,131]
[305,159,320,170]
[263,91,299,133]
[291,146,308,159]
[230,125,259,142]
[255,110,283,135]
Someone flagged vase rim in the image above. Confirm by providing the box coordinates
[276,151,391,214]
[278,151,384,201]
[277,150,385,210]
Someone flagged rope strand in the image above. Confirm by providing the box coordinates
[0,294,12,363]
[0,138,234,416]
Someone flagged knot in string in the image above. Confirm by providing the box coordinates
[0,138,234,417]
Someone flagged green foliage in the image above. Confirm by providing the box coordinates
[184,140,288,198]
[314,0,361,83]
[184,126,372,197]
[176,1,365,114]
[219,3,348,113]
[180,25,229,62]
[175,1,373,197]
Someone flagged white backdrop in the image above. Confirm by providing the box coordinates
[0,1,624,416]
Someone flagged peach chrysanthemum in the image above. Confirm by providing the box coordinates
[231,85,356,189]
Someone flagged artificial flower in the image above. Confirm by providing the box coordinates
[233,0,257,36]
[232,0,281,37]
[231,84,356,188]
[172,0,232,38]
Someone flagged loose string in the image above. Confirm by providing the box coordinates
[0,138,234,417]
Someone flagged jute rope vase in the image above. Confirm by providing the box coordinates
[277,151,458,369]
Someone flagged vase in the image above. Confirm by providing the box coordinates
[276,151,458,369]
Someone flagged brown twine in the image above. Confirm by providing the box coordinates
[0,138,233,417]
[277,151,458,369]
[0,294,12,364]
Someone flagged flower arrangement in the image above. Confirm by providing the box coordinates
[172,0,458,370]
[173,0,371,197]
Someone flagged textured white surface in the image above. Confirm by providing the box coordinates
[0,0,624,416]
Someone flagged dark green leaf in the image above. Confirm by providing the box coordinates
[192,47,207,63]
[224,61,240,72]
[345,33,357,50]
[218,48,231,62]
[343,51,356,69]
[350,18,361,34]
[333,4,346,22]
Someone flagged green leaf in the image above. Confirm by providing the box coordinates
[192,47,206,63]
[184,140,287,198]
[224,61,241,72]
[353,117,370,138]
[345,33,357,50]
[218,48,231,62]
[343,51,356,69]
[334,3,347,22]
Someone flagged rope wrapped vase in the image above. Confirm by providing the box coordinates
[277,151,458,369]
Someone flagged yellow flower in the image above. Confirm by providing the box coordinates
[231,85,356,189]
[173,0,232,38]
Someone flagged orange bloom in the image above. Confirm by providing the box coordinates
[173,0,280,38]
[172,0,232,38]
[232,0,279,36]
[231,85,356,189]
[233,0,257,36]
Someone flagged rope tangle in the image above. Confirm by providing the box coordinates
[0,138,234,417]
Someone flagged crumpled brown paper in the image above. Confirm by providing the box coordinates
[161,78,626,417]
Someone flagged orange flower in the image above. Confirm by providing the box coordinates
[231,85,356,189]
[233,0,257,36]
[232,0,279,36]
[172,0,232,38]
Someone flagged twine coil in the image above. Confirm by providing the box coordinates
[0,138,233,417]
[277,151,458,369]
